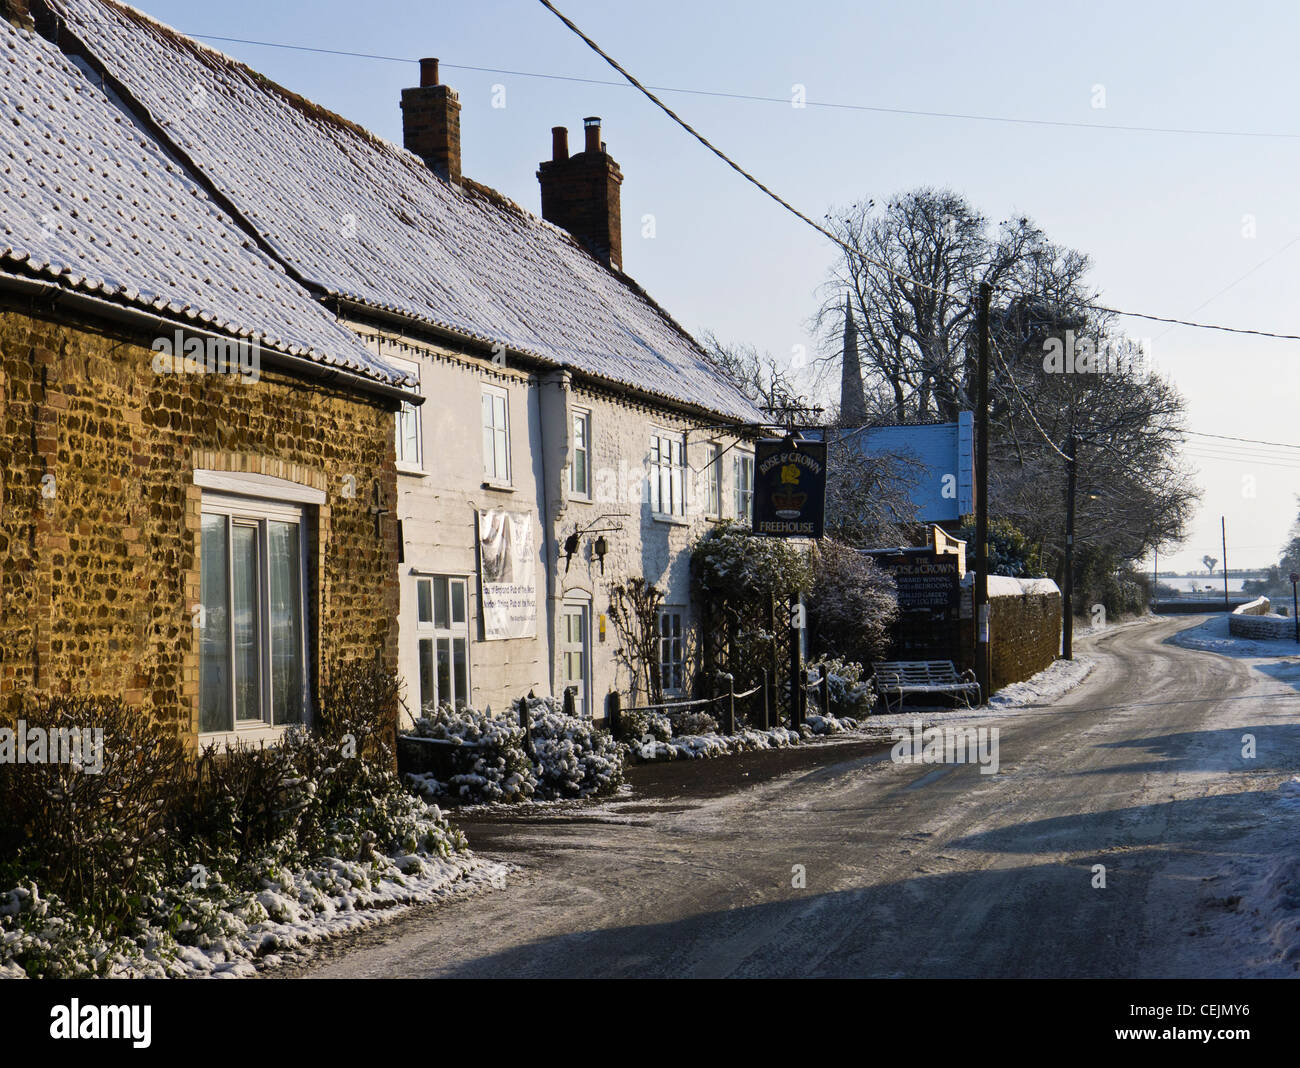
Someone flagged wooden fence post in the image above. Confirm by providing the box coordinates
[796,668,808,730]
[607,691,622,740]
[517,696,535,761]
[723,675,735,735]
[760,669,772,731]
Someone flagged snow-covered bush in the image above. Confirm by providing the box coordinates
[807,541,897,667]
[677,710,720,736]
[619,706,672,744]
[691,521,813,700]
[0,694,189,939]
[409,704,537,803]
[0,664,479,978]
[808,657,876,720]
[407,697,625,804]
[632,725,800,762]
[526,697,625,799]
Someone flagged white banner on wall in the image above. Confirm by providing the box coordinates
[477,508,538,640]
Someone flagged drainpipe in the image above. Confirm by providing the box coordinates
[537,369,572,699]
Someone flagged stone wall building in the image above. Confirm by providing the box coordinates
[28,0,769,727]
[0,4,416,747]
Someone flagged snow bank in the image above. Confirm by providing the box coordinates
[0,810,507,979]
[987,656,1095,709]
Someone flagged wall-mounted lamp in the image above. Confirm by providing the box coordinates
[560,515,628,575]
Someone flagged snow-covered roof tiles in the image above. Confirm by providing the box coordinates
[0,16,411,391]
[44,0,763,422]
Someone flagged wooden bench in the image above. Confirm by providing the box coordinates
[872,660,981,714]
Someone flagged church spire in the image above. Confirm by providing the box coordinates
[840,294,866,425]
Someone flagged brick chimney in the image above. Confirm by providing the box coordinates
[538,117,623,271]
[3,0,33,28]
[401,58,461,184]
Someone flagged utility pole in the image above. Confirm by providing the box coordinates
[973,282,991,701]
[1063,434,1078,659]
[1152,546,1159,613]
[1291,571,1299,644]
[1221,516,1230,611]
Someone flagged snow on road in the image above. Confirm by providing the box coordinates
[278,615,1300,978]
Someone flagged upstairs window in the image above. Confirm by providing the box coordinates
[649,431,685,516]
[570,408,591,498]
[391,356,422,471]
[705,443,723,517]
[482,385,511,484]
[734,452,755,522]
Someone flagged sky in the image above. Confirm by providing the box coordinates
[144,0,1300,573]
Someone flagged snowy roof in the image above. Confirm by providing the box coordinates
[0,17,412,391]
[44,0,764,423]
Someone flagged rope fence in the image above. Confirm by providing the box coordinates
[608,664,833,740]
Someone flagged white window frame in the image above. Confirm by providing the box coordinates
[569,407,592,500]
[198,491,311,746]
[414,574,472,713]
[656,608,687,697]
[389,354,423,474]
[649,429,686,518]
[734,451,755,522]
[482,384,511,485]
[704,442,723,518]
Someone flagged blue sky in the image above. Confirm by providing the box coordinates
[151,0,1300,572]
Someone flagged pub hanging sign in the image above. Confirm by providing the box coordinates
[752,436,827,539]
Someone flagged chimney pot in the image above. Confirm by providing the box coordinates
[538,116,623,271]
[551,126,569,162]
[402,60,461,183]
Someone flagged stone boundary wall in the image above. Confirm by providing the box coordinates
[959,577,1063,695]
[1229,597,1295,640]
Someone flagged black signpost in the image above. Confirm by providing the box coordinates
[1291,571,1299,645]
[752,436,827,539]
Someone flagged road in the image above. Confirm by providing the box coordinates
[287,615,1300,978]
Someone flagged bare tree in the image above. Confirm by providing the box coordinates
[814,189,1096,423]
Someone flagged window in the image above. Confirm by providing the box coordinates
[482,385,510,483]
[734,452,755,522]
[415,575,471,712]
[199,497,308,735]
[657,609,686,696]
[569,408,591,498]
[649,431,685,516]
[391,356,421,470]
[704,443,723,517]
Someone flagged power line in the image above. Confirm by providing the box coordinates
[182,33,1300,141]
[531,1,955,298]
[1184,451,1300,471]
[534,2,1300,346]
[190,16,1300,346]
[1185,430,1300,451]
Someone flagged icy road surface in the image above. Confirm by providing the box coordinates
[283,616,1300,978]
